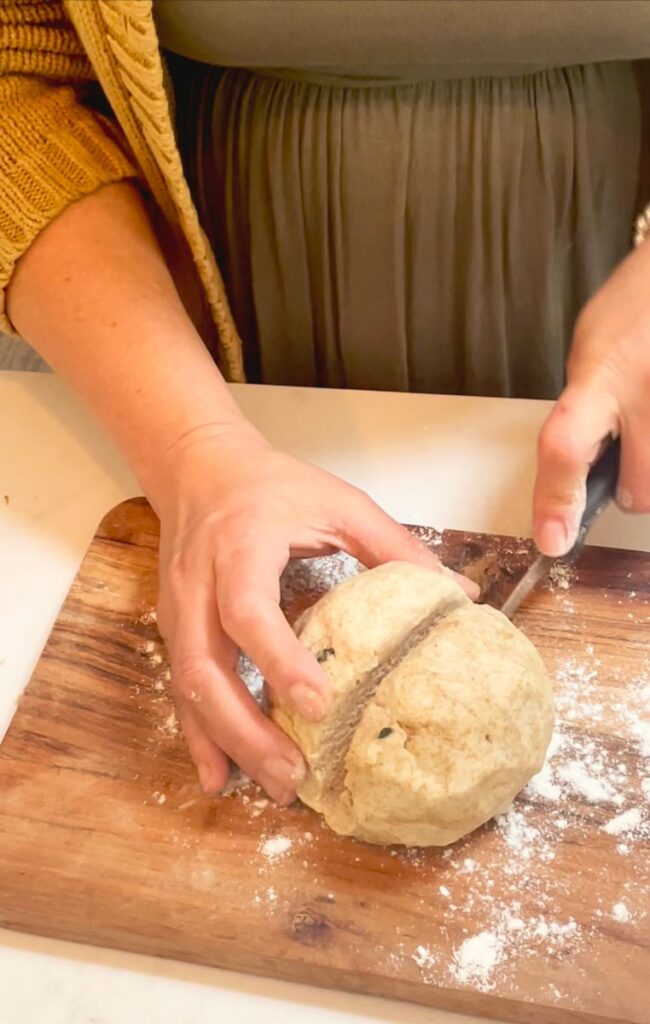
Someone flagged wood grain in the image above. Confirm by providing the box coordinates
[0,498,648,1024]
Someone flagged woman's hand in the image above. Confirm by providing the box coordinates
[533,239,650,556]
[156,425,477,805]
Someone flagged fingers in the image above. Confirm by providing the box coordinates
[337,489,480,599]
[166,564,305,804]
[176,650,305,805]
[177,705,231,795]
[617,414,650,512]
[216,543,332,720]
[533,383,619,556]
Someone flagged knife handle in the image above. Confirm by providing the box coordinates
[565,436,621,562]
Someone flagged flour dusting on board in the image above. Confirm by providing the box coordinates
[134,533,650,1003]
[451,932,504,991]
[278,541,649,997]
[259,835,293,861]
[603,808,644,837]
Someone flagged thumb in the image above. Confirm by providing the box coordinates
[338,490,480,599]
[534,381,619,556]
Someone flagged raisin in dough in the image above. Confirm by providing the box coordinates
[270,562,553,846]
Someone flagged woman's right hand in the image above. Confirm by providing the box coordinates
[155,423,478,805]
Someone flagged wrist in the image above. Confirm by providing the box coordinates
[144,416,270,517]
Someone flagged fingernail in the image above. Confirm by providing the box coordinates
[197,761,220,795]
[274,789,298,808]
[260,755,306,798]
[617,486,633,509]
[441,566,481,601]
[289,683,328,722]
[465,581,481,601]
[456,574,481,601]
[537,517,569,558]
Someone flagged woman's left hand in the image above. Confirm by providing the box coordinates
[533,238,650,557]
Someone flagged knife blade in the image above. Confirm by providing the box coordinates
[500,437,621,619]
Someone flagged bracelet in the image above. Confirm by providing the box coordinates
[634,201,650,247]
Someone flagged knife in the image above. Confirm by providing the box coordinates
[500,437,621,619]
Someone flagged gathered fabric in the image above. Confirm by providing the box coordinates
[186,62,641,398]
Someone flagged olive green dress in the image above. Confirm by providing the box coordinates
[155,0,649,398]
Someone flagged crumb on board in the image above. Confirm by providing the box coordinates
[547,562,574,591]
[412,945,438,969]
[612,901,632,923]
[259,835,293,861]
[158,710,179,737]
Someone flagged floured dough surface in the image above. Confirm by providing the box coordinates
[271,562,553,847]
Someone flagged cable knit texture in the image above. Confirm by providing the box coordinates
[0,0,244,381]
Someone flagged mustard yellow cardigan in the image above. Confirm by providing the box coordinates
[0,0,244,380]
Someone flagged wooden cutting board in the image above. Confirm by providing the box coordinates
[0,498,648,1024]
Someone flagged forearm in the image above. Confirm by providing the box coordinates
[7,182,252,511]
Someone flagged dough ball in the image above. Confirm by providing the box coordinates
[271,561,553,846]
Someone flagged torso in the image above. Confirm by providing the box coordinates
[155,0,650,80]
[155,0,649,398]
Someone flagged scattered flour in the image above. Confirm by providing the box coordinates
[547,562,574,591]
[525,731,563,801]
[451,932,503,991]
[495,808,545,861]
[412,945,437,969]
[414,526,444,548]
[259,835,293,861]
[249,798,270,817]
[602,808,643,837]
[159,709,179,738]
[526,770,561,802]
[612,902,632,923]
[632,720,650,759]
[557,761,623,805]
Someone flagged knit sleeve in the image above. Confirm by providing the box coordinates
[0,73,137,331]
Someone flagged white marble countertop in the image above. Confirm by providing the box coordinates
[1,369,649,1024]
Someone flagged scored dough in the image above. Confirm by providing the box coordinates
[270,561,554,846]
